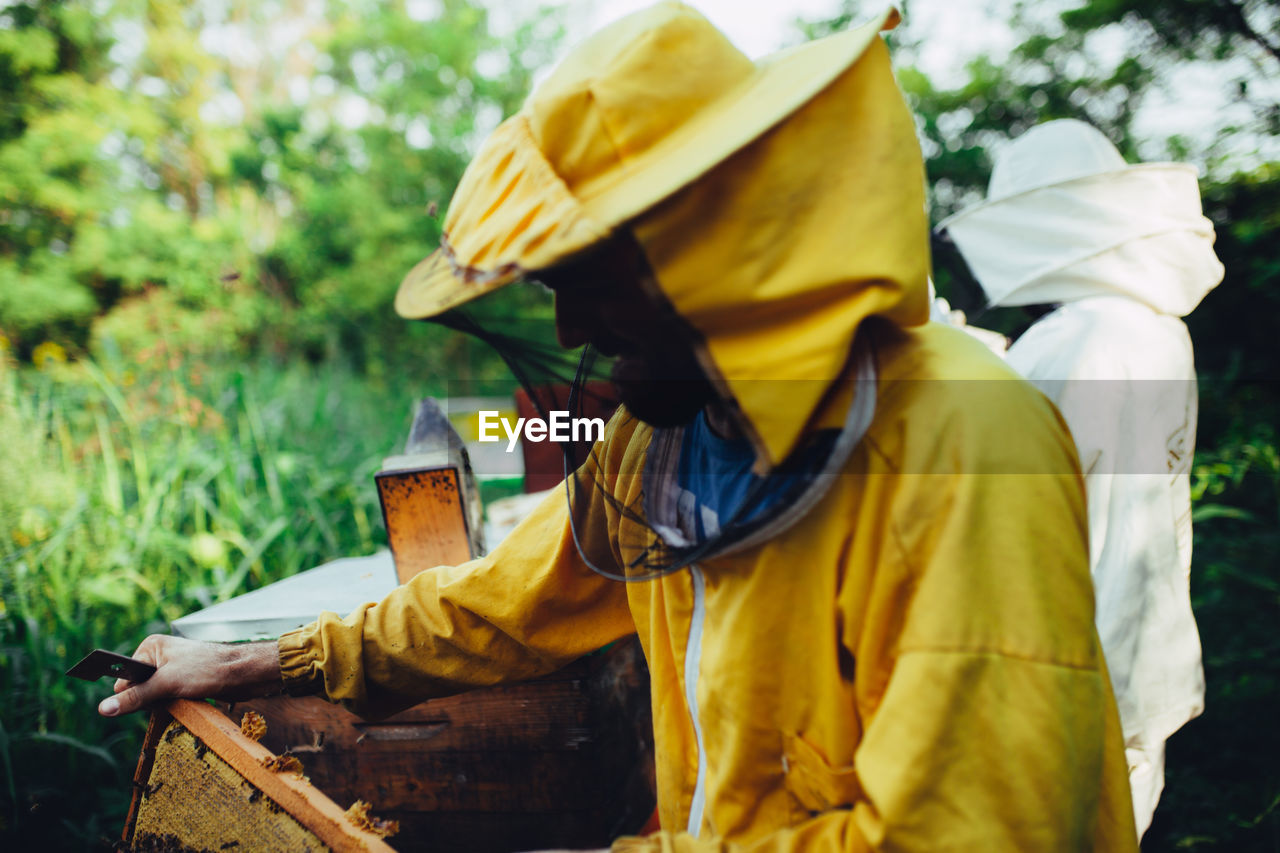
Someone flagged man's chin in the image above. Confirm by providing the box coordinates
[614,378,714,428]
[606,354,715,427]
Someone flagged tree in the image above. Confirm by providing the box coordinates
[1,0,565,377]
[215,0,565,372]
[0,0,126,353]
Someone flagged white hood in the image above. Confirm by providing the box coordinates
[939,120,1224,317]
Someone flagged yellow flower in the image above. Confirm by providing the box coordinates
[33,341,67,369]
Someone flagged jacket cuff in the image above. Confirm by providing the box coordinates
[277,623,325,696]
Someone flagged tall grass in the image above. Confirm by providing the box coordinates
[0,350,426,848]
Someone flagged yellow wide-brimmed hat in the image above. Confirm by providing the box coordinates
[395,1,901,319]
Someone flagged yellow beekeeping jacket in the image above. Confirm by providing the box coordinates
[278,37,1137,852]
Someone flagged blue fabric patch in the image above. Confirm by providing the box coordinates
[676,411,827,541]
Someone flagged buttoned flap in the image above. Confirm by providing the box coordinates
[783,732,863,813]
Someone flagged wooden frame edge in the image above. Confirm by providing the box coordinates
[122,708,170,847]
[166,698,397,853]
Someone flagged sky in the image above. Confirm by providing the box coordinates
[558,0,1013,79]
[570,0,873,57]
[544,0,1277,169]
[186,0,1275,172]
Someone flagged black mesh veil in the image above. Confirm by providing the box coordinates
[429,304,846,583]
[557,347,844,582]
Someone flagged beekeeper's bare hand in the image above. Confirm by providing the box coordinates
[97,634,282,717]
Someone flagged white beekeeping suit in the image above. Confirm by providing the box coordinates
[939,119,1224,838]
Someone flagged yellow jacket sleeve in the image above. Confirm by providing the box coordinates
[276,443,637,720]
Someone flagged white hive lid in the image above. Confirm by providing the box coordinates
[171,551,398,642]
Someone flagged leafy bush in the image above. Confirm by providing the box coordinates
[0,354,429,848]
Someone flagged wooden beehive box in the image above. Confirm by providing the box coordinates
[134,649,653,851]
[124,699,399,851]
[156,395,654,850]
[231,636,654,851]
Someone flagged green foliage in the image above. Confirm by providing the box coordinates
[0,0,129,350]
[1058,0,1280,166]
[0,0,564,372]
[1164,425,1280,851]
[1061,0,1280,66]
[0,353,427,848]
[1190,164,1280,381]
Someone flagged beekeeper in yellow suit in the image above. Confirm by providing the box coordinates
[104,4,1136,849]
